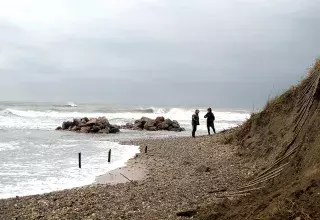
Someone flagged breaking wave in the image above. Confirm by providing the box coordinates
[0,106,250,131]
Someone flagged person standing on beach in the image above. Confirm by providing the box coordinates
[204,107,216,135]
[192,109,200,138]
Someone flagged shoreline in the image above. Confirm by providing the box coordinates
[0,134,261,219]
[94,148,147,185]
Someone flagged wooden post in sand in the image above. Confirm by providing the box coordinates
[78,152,81,168]
[108,149,111,163]
[145,146,148,154]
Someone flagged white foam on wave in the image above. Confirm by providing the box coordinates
[67,102,77,107]
[0,141,140,199]
[0,107,250,131]
[0,141,20,152]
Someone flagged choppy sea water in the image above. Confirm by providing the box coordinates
[0,102,250,199]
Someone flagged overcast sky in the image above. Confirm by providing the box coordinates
[0,0,319,108]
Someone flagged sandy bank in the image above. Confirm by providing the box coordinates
[95,157,147,185]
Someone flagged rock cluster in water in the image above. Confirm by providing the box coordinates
[56,117,120,134]
[121,116,185,132]
[56,116,185,133]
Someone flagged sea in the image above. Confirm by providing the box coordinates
[0,101,250,199]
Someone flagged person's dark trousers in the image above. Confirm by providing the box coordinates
[192,125,197,137]
[207,123,216,135]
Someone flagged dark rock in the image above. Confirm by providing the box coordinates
[81,117,89,123]
[111,124,120,129]
[58,115,184,134]
[71,126,79,131]
[141,117,152,123]
[99,128,109,134]
[91,125,100,133]
[55,126,62,130]
[169,127,185,132]
[164,119,173,126]
[144,119,156,130]
[134,117,151,129]
[62,121,74,130]
[135,120,145,129]
[97,116,110,128]
[109,126,120,133]
[78,122,87,127]
[157,122,169,130]
[120,116,185,132]
[155,116,165,125]
[148,126,157,131]
[172,120,180,128]
[80,127,89,133]
[86,118,97,126]
[73,118,81,126]
[99,124,107,129]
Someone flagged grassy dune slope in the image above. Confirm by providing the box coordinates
[197,60,320,219]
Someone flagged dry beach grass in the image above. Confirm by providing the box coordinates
[0,135,260,219]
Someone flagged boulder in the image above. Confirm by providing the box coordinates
[55,126,62,130]
[71,126,79,131]
[109,125,120,133]
[141,117,152,123]
[73,118,81,126]
[78,122,87,127]
[97,116,110,127]
[99,128,109,134]
[81,117,89,123]
[169,127,185,132]
[133,125,143,130]
[134,117,151,129]
[62,121,74,130]
[148,126,157,131]
[90,125,100,133]
[80,127,89,133]
[155,116,165,125]
[97,123,106,129]
[144,119,156,130]
[157,121,169,130]
[57,116,121,135]
[134,120,145,129]
[164,119,173,126]
[86,118,97,126]
[172,120,180,128]
[120,116,185,132]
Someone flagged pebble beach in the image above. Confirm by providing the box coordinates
[0,134,259,219]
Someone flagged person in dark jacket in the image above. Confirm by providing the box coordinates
[192,109,200,138]
[204,107,216,135]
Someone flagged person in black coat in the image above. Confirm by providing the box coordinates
[191,109,200,138]
[204,107,216,135]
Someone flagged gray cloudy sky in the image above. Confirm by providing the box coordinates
[0,0,320,108]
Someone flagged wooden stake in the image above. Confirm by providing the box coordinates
[108,149,111,163]
[78,152,81,168]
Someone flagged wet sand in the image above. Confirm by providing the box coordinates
[95,159,147,185]
[0,135,260,219]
